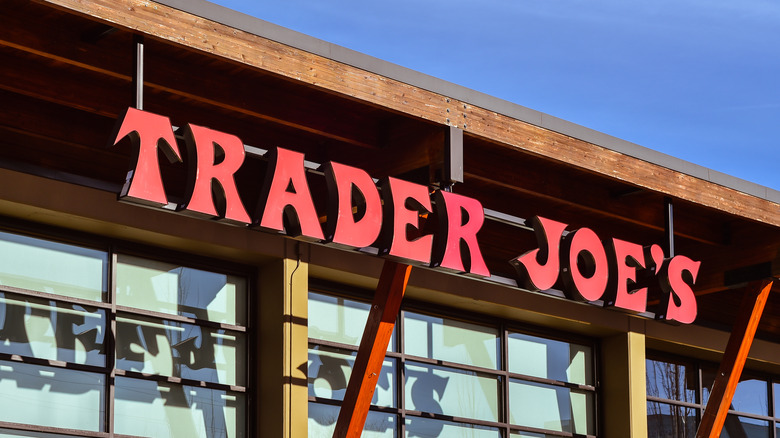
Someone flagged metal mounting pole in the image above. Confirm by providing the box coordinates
[133,35,144,110]
[664,197,674,257]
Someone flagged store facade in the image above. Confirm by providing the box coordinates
[0,1,778,437]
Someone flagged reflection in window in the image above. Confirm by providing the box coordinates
[721,415,769,437]
[702,370,768,416]
[0,229,248,438]
[405,362,499,422]
[114,377,244,438]
[404,312,498,369]
[0,428,80,437]
[116,315,244,386]
[509,432,553,438]
[0,293,105,366]
[308,290,597,438]
[309,292,395,349]
[647,357,697,403]
[308,402,396,437]
[509,380,593,435]
[308,345,395,407]
[0,361,104,432]
[508,332,592,385]
[116,255,245,325]
[0,231,106,301]
[647,354,780,438]
[404,417,500,438]
[647,401,697,437]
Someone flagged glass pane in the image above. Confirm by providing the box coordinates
[647,401,697,438]
[0,293,105,366]
[308,292,395,350]
[114,377,244,438]
[509,379,594,435]
[404,417,501,438]
[404,312,498,369]
[775,382,780,417]
[0,231,106,301]
[116,255,246,325]
[405,361,499,422]
[703,370,768,415]
[719,415,769,438]
[308,345,395,407]
[508,333,592,385]
[0,429,78,438]
[510,432,557,438]
[308,402,396,437]
[0,361,104,432]
[116,315,245,386]
[646,357,697,403]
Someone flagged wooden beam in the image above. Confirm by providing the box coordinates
[347,118,444,182]
[333,261,411,438]
[37,0,780,227]
[695,279,775,438]
[0,4,380,148]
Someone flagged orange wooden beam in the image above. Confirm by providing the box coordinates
[333,261,412,438]
[695,278,775,438]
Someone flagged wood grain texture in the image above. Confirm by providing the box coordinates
[333,261,411,438]
[695,279,774,438]
[38,0,780,228]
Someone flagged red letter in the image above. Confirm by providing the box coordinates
[180,124,250,224]
[257,147,324,240]
[111,107,181,206]
[322,161,382,248]
[561,228,608,302]
[431,190,489,276]
[658,255,700,324]
[510,216,567,291]
[605,238,647,313]
[377,177,433,264]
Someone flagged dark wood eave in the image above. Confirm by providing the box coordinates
[1,0,778,339]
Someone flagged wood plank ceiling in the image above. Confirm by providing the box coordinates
[1,0,779,339]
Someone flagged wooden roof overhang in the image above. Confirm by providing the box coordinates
[1,0,779,339]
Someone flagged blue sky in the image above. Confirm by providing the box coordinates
[211,0,780,192]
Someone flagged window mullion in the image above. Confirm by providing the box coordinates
[398,308,406,438]
[107,248,118,437]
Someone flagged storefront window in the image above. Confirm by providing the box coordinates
[308,289,598,437]
[116,254,246,325]
[0,230,248,437]
[647,354,780,437]
[114,378,244,438]
[0,231,106,301]
[308,345,396,407]
[0,293,105,366]
[308,402,397,438]
[0,361,105,431]
[404,311,499,369]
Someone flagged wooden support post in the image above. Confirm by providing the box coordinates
[695,279,774,438]
[333,261,412,438]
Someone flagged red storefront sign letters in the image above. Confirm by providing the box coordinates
[112,107,700,323]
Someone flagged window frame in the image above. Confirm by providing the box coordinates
[0,222,255,438]
[308,283,600,438]
[646,350,780,437]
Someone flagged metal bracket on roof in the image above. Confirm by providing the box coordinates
[664,197,675,257]
[444,126,463,191]
[133,35,144,110]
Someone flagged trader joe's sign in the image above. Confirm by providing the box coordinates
[111,107,700,323]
